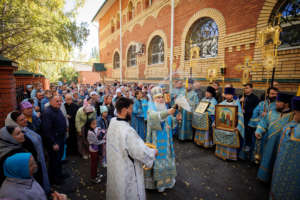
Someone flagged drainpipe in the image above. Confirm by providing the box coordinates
[169,0,174,92]
[120,0,123,84]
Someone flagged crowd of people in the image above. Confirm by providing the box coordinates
[0,79,298,200]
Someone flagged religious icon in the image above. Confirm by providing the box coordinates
[215,105,238,132]
[164,93,171,103]
[195,101,210,114]
[242,70,250,85]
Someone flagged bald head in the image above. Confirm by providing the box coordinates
[65,93,73,105]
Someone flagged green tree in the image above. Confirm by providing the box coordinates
[0,0,89,81]
[58,65,78,84]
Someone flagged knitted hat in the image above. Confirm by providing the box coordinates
[292,96,300,111]
[276,93,293,104]
[206,86,216,97]
[20,101,33,111]
[224,87,235,95]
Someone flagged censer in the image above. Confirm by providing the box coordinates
[143,143,157,170]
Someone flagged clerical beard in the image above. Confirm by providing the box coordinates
[155,102,167,112]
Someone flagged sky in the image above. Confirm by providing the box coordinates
[65,0,105,61]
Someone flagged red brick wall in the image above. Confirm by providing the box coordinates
[225,43,256,78]
[0,66,17,127]
[98,0,266,80]
[78,71,101,84]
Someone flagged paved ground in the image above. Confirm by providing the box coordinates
[56,139,269,200]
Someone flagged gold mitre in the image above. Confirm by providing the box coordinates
[151,86,163,99]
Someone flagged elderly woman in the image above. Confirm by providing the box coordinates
[0,126,25,186]
[0,153,67,200]
[0,153,47,200]
[75,105,96,159]
[20,101,41,133]
[4,111,50,194]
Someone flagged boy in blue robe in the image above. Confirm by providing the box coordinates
[270,96,300,200]
[131,90,146,140]
[255,93,294,182]
[141,92,149,138]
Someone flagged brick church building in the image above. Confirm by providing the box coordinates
[92,0,299,91]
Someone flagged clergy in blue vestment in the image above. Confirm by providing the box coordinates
[255,92,294,183]
[170,80,185,106]
[131,90,146,140]
[178,79,199,141]
[249,87,278,162]
[194,86,217,148]
[144,86,177,193]
[214,87,245,161]
[270,96,300,200]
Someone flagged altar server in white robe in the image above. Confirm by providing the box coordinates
[106,97,157,200]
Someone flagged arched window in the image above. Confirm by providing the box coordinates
[113,52,120,69]
[185,17,218,60]
[148,36,164,65]
[127,45,137,67]
[270,0,300,48]
[128,2,134,21]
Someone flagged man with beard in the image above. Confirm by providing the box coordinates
[248,87,278,162]
[177,79,199,141]
[144,86,177,193]
[249,87,278,128]
[106,97,157,200]
[255,93,294,183]
[214,87,245,161]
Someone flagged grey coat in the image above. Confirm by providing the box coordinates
[0,177,47,200]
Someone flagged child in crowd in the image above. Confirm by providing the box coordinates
[85,118,105,184]
[97,106,110,167]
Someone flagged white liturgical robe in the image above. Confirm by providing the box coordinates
[106,117,156,200]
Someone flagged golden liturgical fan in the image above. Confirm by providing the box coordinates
[143,143,157,170]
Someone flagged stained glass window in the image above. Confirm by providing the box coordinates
[148,36,164,65]
[113,52,120,69]
[185,17,218,60]
[271,0,300,48]
[127,45,136,67]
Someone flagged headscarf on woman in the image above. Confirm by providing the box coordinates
[4,153,31,179]
[0,153,47,200]
[4,111,50,194]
